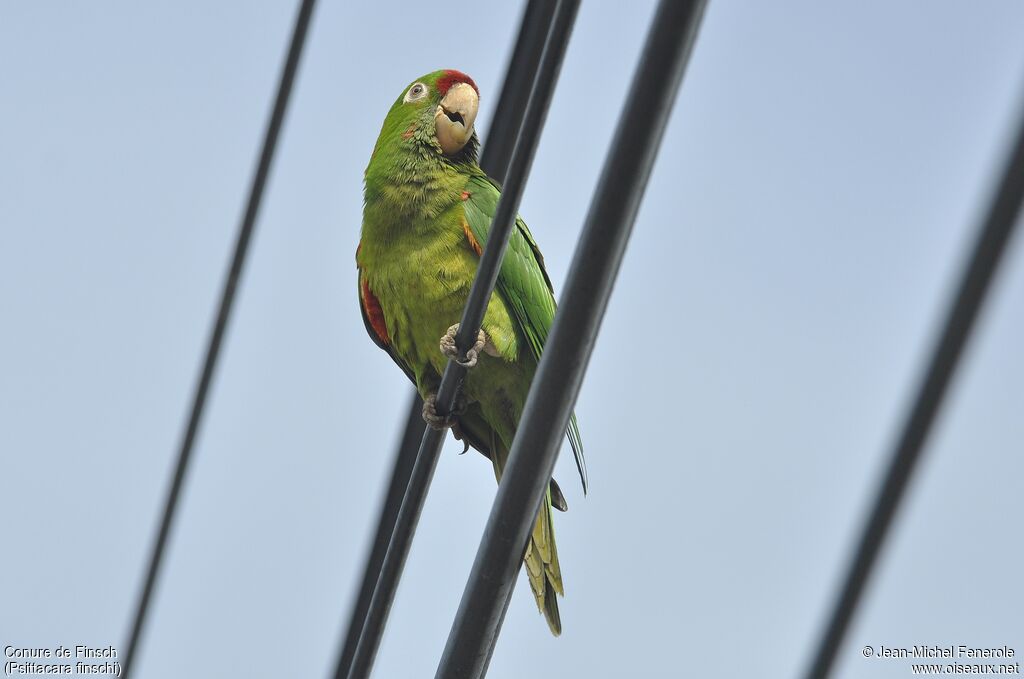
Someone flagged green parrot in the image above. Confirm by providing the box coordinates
[355,69,586,635]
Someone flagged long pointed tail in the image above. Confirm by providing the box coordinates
[489,435,564,635]
[524,486,564,635]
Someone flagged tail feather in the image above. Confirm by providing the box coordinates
[524,494,563,634]
[543,579,562,636]
[490,432,564,636]
[549,478,568,512]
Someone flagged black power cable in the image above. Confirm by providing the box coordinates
[803,90,1024,679]
[120,1,317,676]
[332,396,423,679]
[435,1,708,677]
[480,0,560,184]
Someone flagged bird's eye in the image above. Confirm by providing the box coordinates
[404,83,428,103]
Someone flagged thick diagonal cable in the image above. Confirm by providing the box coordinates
[478,0,558,183]
[331,396,426,679]
[331,2,557,678]
[803,90,1024,679]
[344,2,579,677]
[436,1,707,677]
[120,1,317,676]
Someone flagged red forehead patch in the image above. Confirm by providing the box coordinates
[436,70,479,96]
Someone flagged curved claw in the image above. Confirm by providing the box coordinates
[439,323,488,368]
[422,394,457,431]
[421,393,471,444]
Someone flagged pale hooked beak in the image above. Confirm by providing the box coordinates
[435,82,479,155]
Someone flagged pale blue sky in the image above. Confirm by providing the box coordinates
[2,2,1023,678]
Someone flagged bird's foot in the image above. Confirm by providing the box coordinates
[439,323,489,368]
[422,392,464,433]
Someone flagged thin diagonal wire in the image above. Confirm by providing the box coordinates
[332,398,423,679]
[480,0,559,184]
[803,90,1024,679]
[345,2,580,677]
[120,1,317,676]
[331,3,556,677]
[436,1,707,677]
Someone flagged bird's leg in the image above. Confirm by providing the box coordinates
[439,323,490,368]
[421,392,465,433]
[429,323,488,450]
[421,393,472,452]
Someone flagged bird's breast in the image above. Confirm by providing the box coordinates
[366,233,477,371]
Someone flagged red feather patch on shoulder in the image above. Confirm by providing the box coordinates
[360,277,390,345]
[437,70,479,96]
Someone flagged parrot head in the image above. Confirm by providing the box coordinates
[372,69,481,162]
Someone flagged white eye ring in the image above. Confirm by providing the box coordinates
[404,82,428,103]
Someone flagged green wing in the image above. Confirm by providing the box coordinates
[462,173,587,493]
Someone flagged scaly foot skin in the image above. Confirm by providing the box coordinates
[439,323,489,368]
[422,393,459,432]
